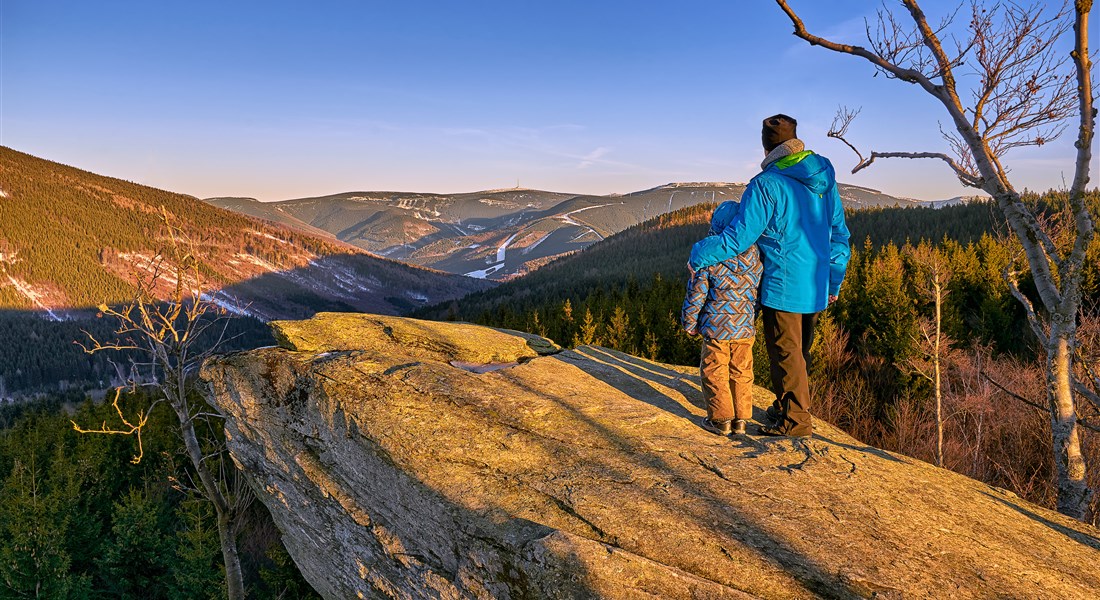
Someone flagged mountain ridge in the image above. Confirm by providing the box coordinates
[206,180,925,281]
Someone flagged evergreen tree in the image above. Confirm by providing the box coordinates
[97,488,173,599]
[169,499,225,600]
[605,306,633,354]
[577,308,600,346]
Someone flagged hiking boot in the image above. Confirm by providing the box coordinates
[701,417,732,436]
[732,419,748,435]
[765,402,781,424]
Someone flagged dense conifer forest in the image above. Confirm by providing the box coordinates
[0,311,274,396]
[0,390,319,599]
[417,199,1030,365]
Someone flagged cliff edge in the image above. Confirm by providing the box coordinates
[201,313,1100,599]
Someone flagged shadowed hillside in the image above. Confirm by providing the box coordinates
[0,147,490,319]
[0,147,492,395]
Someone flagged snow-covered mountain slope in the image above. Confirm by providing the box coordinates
[209,181,916,280]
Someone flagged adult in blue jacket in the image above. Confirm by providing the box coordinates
[688,114,850,437]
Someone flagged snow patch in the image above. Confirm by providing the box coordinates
[4,275,62,321]
[465,264,504,279]
[200,291,256,319]
[496,232,520,263]
[250,230,291,245]
[557,204,610,241]
[569,230,601,243]
[235,253,280,272]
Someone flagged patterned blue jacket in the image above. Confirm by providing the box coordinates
[681,202,762,341]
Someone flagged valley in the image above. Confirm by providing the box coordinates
[0,147,490,395]
[0,144,978,397]
[208,180,924,281]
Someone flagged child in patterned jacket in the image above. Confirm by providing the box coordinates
[681,201,763,436]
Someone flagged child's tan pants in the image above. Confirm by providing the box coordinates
[700,338,754,422]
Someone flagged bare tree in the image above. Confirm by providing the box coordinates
[905,243,953,467]
[74,208,252,598]
[777,0,1096,519]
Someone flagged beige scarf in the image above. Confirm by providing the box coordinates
[761,138,805,171]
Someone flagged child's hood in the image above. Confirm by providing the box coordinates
[709,201,739,235]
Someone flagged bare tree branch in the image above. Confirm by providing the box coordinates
[70,388,153,464]
[776,0,937,88]
[827,106,866,164]
[981,371,1100,434]
[825,104,984,185]
[1004,258,1049,345]
[1074,380,1100,412]
[853,150,984,187]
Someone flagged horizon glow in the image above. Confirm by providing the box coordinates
[2,1,1095,202]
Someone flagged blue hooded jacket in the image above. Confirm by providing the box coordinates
[688,151,850,314]
[680,201,762,340]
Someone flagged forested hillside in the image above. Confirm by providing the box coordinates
[0,146,489,316]
[0,147,493,395]
[420,193,1100,519]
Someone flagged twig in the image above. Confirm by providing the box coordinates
[827,106,866,164]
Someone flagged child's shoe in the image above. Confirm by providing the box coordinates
[701,417,732,436]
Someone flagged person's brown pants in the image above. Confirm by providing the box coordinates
[762,307,818,436]
[700,338,754,422]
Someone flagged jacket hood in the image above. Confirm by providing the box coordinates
[771,152,834,196]
[709,201,739,235]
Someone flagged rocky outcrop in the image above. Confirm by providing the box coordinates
[202,313,1100,599]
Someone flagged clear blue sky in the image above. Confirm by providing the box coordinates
[2,1,1095,201]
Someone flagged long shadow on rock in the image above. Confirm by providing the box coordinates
[981,491,1100,551]
[493,355,862,598]
[570,345,776,426]
[810,433,908,464]
[566,346,704,418]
